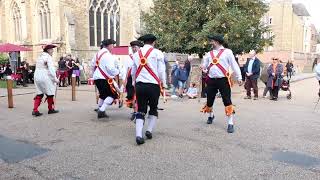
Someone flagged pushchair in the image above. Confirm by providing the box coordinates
[280,78,292,99]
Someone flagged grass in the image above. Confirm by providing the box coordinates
[0,80,17,88]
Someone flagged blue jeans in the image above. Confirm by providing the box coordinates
[178,80,186,89]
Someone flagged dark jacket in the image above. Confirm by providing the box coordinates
[244,57,261,80]
[177,67,188,82]
[267,63,284,88]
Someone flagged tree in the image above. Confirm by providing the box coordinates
[142,0,273,56]
[0,53,9,65]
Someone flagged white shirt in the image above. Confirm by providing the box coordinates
[247,58,255,73]
[120,54,134,80]
[90,48,120,80]
[131,44,166,85]
[202,46,242,81]
[315,63,320,81]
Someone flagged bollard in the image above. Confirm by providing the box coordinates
[71,74,76,101]
[6,76,14,108]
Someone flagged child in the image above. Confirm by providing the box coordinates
[186,83,198,99]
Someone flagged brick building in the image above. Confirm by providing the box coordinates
[0,0,153,64]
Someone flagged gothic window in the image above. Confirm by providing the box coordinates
[12,2,22,41]
[38,0,51,39]
[89,0,120,47]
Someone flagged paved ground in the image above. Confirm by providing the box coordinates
[0,77,320,180]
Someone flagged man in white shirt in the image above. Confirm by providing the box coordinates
[201,35,242,133]
[91,39,120,119]
[121,40,143,120]
[244,50,261,100]
[131,34,167,145]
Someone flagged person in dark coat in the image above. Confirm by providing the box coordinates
[267,58,284,101]
[244,50,261,100]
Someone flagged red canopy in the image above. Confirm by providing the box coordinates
[112,46,129,55]
[0,43,32,52]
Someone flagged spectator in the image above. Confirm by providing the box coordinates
[0,64,4,79]
[3,64,12,76]
[313,58,320,97]
[244,50,261,100]
[186,82,198,99]
[170,61,179,98]
[177,62,188,98]
[72,58,81,86]
[260,63,271,98]
[286,60,294,79]
[65,54,73,85]
[184,57,191,88]
[58,56,68,87]
[20,59,29,87]
[267,57,284,101]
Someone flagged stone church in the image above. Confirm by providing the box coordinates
[0,0,153,63]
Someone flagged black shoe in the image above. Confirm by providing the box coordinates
[145,131,152,139]
[227,124,234,133]
[97,110,109,118]
[48,109,59,114]
[32,111,43,117]
[207,116,214,124]
[94,108,99,112]
[136,137,145,145]
[244,96,251,99]
[130,113,136,121]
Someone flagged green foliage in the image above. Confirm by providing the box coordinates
[0,53,9,65]
[142,0,273,55]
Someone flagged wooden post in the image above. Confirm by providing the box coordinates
[71,74,76,101]
[6,76,14,108]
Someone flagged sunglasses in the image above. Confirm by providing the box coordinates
[272,58,279,60]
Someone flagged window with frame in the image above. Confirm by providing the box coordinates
[12,2,22,41]
[89,0,120,47]
[38,0,51,39]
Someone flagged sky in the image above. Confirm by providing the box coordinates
[292,0,320,30]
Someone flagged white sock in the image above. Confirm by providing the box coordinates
[99,97,114,111]
[209,112,214,118]
[147,115,157,132]
[98,98,104,108]
[227,115,234,125]
[136,119,144,138]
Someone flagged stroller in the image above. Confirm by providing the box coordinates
[280,78,292,99]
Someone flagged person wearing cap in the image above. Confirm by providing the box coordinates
[91,39,120,118]
[32,44,59,116]
[201,35,242,133]
[131,34,167,145]
[121,40,143,120]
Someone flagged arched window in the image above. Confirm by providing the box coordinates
[12,2,22,41]
[38,0,51,39]
[89,0,120,47]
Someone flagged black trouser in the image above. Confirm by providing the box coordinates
[126,75,135,100]
[270,86,280,98]
[22,70,28,85]
[206,77,232,107]
[68,70,72,85]
[95,79,118,100]
[287,71,293,79]
[135,82,160,118]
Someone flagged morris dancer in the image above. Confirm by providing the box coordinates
[91,39,120,118]
[121,40,143,120]
[201,35,242,133]
[131,34,167,145]
[32,44,59,116]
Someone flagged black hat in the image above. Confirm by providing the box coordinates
[42,44,57,51]
[208,35,224,44]
[101,39,116,47]
[130,40,143,47]
[138,34,157,43]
